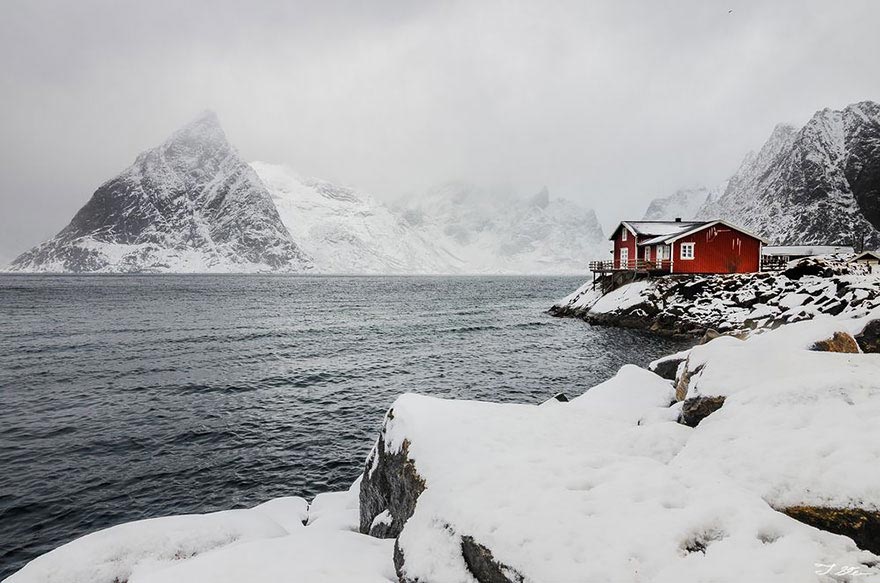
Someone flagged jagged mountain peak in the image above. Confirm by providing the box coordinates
[697,99,880,247]
[11,112,310,273]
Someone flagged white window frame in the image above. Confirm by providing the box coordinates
[680,242,695,260]
[619,247,629,267]
[644,246,651,262]
[621,228,628,241]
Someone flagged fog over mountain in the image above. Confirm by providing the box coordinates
[2,1,880,262]
[9,113,606,273]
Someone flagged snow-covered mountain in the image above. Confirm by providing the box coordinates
[256,166,606,274]
[9,112,605,274]
[10,112,311,273]
[252,163,459,274]
[396,183,606,274]
[697,101,880,246]
[642,185,723,221]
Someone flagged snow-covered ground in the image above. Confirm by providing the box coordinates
[5,483,395,583]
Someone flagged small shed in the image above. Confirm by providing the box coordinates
[850,250,880,274]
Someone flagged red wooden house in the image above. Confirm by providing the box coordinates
[592,219,766,275]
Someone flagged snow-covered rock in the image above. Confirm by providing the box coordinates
[669,313,880,552]
[306,478,361,531]
[9,112,311,273]
[129,530,396,583]
[360,388,878,582]
[4,508,289,583]
[4,488,387,583]
[551,257,880,337]
[697,101,880,248]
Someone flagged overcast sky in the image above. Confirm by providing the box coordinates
[1,0,879,261]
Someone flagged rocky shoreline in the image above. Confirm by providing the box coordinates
[549,257,880,338]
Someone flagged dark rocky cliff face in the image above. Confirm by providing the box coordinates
[698,100,880,248]
[11,112,311,272]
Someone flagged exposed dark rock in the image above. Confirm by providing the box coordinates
[856,320,880,353]
[782,506,880,554]
[461,536,526,583]
[680,395,726,427]
[650,356,687,381]
[810,331,860,353]
[360,420,426,538]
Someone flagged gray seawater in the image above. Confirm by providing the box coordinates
[0,275,690,578]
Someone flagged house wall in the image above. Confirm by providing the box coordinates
[612,225,637,268]
[671,225,761,274]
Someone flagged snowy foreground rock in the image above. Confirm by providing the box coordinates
[551,257,880,337]
[5,483,397,583]
[8,312,880,582]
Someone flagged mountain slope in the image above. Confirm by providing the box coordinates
[642,185,723,221]
[252,163,459,274]
[697,101,880,247]
[397,183,606,274]
[10,112,311,273]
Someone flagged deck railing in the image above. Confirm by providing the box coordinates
[589,259,672,272]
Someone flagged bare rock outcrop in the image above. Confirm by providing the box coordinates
[359,414,426,539]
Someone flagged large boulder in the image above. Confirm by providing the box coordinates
[365,393,877,582]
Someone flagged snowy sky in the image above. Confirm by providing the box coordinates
[2,0,880,260]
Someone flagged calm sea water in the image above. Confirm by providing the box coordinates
[0,275,690,578]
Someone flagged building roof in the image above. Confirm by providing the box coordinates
[851,250,880,262]
[763,245,854,256]
[610,220,704,241]
[611,219,768,245]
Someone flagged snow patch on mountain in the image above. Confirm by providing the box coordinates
[252,163,459,274]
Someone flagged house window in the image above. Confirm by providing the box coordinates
[680,242,695,260]
[621,228,628,241]
[645,247,651,262]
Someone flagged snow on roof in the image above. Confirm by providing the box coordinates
[614,219,769,245]
[610,220,705,241]
[851,250,880,262]
[764,245,854,256]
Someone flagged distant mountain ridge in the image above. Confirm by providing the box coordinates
[646,100,880,248]
[9,113,605,274]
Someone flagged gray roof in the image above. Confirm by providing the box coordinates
[611,221,705,241]
[851,250,880,261]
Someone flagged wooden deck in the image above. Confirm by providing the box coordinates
[588,259,672,274]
